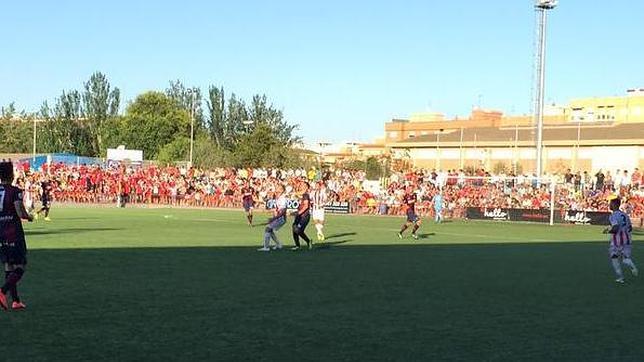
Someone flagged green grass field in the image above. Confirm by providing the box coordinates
[2,206,643,361]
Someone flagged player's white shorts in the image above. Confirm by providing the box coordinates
[312,209,325,222]
[609,245,632,259]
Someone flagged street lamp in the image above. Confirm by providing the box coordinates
[32,118,37,158]
[187,89,197,168]
[534,0,557,177]
[436,128,444,170]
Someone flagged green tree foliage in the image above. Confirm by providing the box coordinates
[365,157,384,180]
[0,75,302,167]
[206,86,226,148]
[83,72,120,155]
[344,159,366,171]
[0,104,33,154]
[201,87,302,168]
[119,91,190,160]
[166,80,203,126]
[157,136,190,166]
[39,91,94,155]
[193,134,232,169]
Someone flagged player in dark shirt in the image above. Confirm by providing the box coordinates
[398,185,421,240]
[35,180,53,221]
[241,183,255,226]
[292,182,313,250]
[0,160,34,310]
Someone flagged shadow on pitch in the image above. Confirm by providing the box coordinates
[324,232,357,240]
[26,227,123,236]
[314,239,352,249]
[417,233,436,239]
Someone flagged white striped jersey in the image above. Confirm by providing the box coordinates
[311,189,328,210]
[609,210,632,246]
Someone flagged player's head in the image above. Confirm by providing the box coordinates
[277,184,285,194]
[302,181,310,192]
[0,159,14,184]
[609,197,621,212]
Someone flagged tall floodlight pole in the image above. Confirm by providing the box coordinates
[533,0,557,177]
[187,89,197,168]
[32,118,37,158]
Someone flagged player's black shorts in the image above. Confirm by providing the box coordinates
[0,239,28,265]
[41,199,51,208]
[293,214,310,231]
[243,200,254,212]
[406,210,419,223]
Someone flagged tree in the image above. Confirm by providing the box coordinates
[365,157,384,180]
[249,94,299,147]
[206,86,225,147]
[39,90,94,155]
[156,136,190,166]
[0,103,32,154]
[166,80,203,125]
[83,72,120,155]
[0,102,16,119]
[119,92,190,159]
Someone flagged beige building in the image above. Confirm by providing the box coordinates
[379,90,644,173]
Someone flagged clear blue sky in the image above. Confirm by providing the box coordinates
[1,0,643,143]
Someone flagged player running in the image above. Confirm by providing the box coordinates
[398,185,421,240]
[311,181,328,241]
[433,192,443,223]
[291,182,313,250]
[257,185,287,252]
[241,182,255,226]
[0,160,34,311]
[35,179,52,221]
[604,195,638,283]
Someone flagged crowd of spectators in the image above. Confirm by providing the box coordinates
[13,162,644,221]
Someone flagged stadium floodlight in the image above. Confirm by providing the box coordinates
[533,0,557,177]
[187,89,198,168]
[535,0,557,9]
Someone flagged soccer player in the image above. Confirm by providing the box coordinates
[604,195,638,283]
[257,185,287,252]
[398,185,421,240]
[35,179,52,221]
[433,192,444,223]
[291,182,313,250]
[311,181,328,241]
[241,182,255,226]
[0,160,34,311]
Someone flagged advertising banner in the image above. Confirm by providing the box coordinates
[564,210,610,225]
[466,207,562,224]
[265,199,351,214]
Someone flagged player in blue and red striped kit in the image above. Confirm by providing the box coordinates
[241,182,255,226]
[398,186,421,240]
[0,160,34,311]
[604,195,638,283]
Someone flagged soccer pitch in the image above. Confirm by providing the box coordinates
[3,207,644,361]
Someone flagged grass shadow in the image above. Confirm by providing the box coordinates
[315,239,352,249]
[417,232,436,239]
[26,227,123,236]
[325,232,357,240]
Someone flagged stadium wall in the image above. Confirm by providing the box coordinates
[404,145,642,173]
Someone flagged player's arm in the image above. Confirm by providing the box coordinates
[14,198,33,222]
[603,215,619,234]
